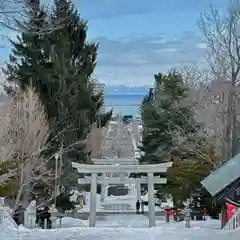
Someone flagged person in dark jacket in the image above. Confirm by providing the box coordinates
[136,200,140,214]
[13,205,24,225]
[38,206,52,229]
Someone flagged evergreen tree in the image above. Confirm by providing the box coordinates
[4,0,111,192]
[0,160,17,196]
[47,0,112,189]
[164,133,220,207]
[140,70,220,206]
[140,70,197,164]
[4,0,51,96]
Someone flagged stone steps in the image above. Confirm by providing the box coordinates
[101,203,133,211]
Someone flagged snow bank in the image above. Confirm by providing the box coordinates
[0,208,18,240]
[1,214,238,240]
[2,221,237,240]
[0,208,18,229]
[57,217,87,228]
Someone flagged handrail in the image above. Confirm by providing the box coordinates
[223,208,240,230]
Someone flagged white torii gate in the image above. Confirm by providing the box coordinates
[92,157,138,165]
[78,176,167,184]
[72,162,173,228]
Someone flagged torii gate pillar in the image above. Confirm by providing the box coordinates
[89,173,97,227]
[136,182,141,201]
[148,172,155,227]
[100,174,105,202]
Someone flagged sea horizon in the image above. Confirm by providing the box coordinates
[104,93,145,117]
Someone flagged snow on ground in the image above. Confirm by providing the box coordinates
[54,215,224,229]
[0,209,18,230]
[57,217,87,228]
[1,204,239,240]
[58,214,222,229]
[2,217,239,240]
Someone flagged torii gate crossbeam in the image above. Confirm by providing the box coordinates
[72,162,173,228]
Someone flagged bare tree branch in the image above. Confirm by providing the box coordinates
[0,87,88,214]
[198,0,240,159]
[0,0,72,38]
[180,63,212,89]
[0,87,53,212]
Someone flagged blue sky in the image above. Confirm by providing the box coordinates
[0,0,227,86]
[74,0,228,86]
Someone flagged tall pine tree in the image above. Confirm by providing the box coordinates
[140,70,220,206]
[4,0,111,191]
[4,0,50,94]
[140,70,197,164]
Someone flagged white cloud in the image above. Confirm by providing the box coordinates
[154,48,178,53]
[95,33,207,85]
[196,43,207,49]
[115,54,148,64]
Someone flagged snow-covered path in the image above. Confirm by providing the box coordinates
[2,224,239,240]
[95,214,148,227]
[2,216,239,240]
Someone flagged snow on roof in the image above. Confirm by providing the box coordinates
[201,153,240,196]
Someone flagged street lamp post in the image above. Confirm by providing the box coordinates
[54,153,60,207]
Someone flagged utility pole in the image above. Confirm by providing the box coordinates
[58,141,64,192]
[54,153,60,207]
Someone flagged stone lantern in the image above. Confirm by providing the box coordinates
[49,205,58,229]
[28,208,36,229]
[24,200,36,229]
[184,207,192,228]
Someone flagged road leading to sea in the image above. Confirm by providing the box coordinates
[103,118,141,159]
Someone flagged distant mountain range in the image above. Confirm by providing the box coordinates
[104,85,151,95]
[0,84,152,96]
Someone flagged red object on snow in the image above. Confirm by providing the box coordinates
[165,209,171,222]
[165,208,178,222]
[203,208,207,220]
[173,209,178,222]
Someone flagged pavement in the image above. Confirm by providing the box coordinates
[102,118,141,159]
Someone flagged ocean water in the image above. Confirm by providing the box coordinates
[104,93,145,117]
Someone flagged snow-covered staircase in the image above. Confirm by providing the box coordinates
[223,209,240,230]
[102,203,132,211]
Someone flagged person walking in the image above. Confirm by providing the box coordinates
[141,200,144,214]
[136,200,140,214]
